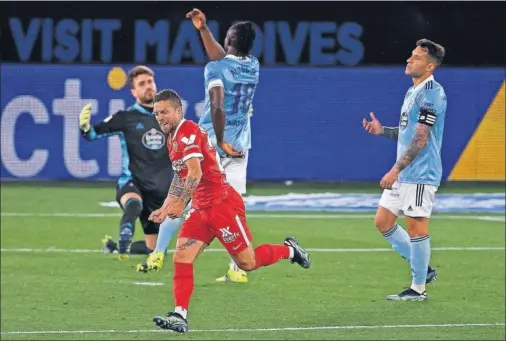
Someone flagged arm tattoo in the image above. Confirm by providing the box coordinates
[180,175,199,204]
[168,173,185,199]
[394,124,430,171]
[167,169,201,205]
[381,126,399,140]
[178,238,197,250]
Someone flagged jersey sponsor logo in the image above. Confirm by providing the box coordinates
[399,111,408,130]
[219,227,239,244]
[142,128,165,150]
[183,145,199,152]
[181,134,196,145]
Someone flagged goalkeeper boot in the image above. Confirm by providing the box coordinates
[153,312,189,333]
[137,251,165,273]
[284,236,311,269]
[101,235,118,254]
[117,227,133,260]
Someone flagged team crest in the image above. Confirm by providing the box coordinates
[142,128,165,150]
[399,112,408,131]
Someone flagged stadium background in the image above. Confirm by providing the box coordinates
[1,1,505,183]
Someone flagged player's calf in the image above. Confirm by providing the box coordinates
[118,197,143,255]
[231,237,311,271]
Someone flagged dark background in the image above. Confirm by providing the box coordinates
[1,1,505,66]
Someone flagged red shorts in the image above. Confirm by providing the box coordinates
[178,188,252,255]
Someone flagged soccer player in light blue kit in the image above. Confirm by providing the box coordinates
[362,39,447,301]
[187,8,259,283]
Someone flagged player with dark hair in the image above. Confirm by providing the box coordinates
[148,89,310,333]
[79,66,182,262]
[362,39,447,301]
[186,8,258,283]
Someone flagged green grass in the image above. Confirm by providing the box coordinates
[1,184,505,340]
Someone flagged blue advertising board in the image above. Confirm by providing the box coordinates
[1,64,504,181]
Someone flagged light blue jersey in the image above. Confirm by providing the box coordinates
[199,54,260,158]
[397,75,447,186]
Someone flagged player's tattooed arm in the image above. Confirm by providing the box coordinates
[178,158,203,205]
[166,173,185,202]
[380,126,399,140]
[394,123,430,171]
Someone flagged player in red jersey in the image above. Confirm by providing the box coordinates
[148,89,311,333]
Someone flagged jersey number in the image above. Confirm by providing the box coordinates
[231,83,255,114]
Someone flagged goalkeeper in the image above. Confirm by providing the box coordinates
[79,65,182,267]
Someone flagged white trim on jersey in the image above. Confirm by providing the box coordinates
[207,79,224,91]
[224,54,251,62]
[172,119,187,141]
[413,75,435,91]
[182,153,204,162]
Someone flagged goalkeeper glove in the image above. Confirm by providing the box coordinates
[79,103,92,132]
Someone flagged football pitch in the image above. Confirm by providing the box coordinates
[1,183,505,340]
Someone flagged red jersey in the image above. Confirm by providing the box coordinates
[168,119,230,209]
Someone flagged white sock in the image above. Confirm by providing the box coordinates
[174,306,187,319]
[410,284,426,294]
[288,246,295,260]
[229,259,240,271]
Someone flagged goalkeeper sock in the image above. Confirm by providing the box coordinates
[155,217,182,253]
[118,198,142,253]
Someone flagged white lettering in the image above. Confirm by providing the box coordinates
[107,99,125,176]
[53,79,99,178]
[0,96,49,177]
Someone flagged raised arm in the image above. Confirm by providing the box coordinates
[186,8,226,60]
[79,103,122,141]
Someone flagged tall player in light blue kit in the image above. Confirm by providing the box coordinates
[186,8,259,283]
[363,39,447,301]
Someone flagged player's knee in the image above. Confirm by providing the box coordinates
[406,217,429,237]
[173,251,193,264]
[123,198,143,217]
[374,207,397,233]
[374,214,391,233]
[236,259,256,272]
[232,248,256,271]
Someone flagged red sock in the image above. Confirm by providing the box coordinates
[253,244,291,269]
[173,262,194,310]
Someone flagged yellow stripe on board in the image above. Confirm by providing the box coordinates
[449,81,505,181]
